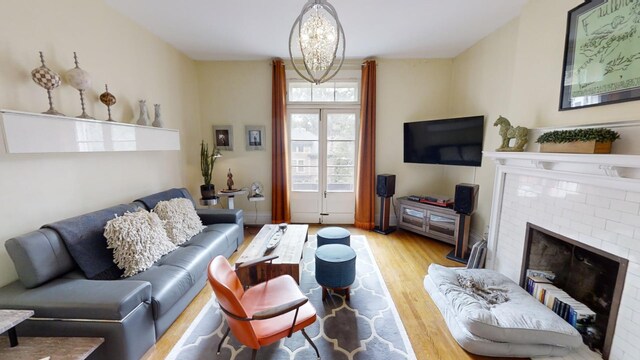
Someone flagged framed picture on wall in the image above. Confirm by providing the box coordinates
[213,125,233,151]
[245,125,265,151]
[559,0,640,110]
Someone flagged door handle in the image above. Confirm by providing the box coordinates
[324,191,327,198]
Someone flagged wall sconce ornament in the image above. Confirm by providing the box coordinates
[31,51,64,116]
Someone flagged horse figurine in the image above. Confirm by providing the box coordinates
[493,116,528,152]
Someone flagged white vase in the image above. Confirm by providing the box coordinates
[137,100,149,126]
[152,104,163,128]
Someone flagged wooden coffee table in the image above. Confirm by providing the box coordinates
[236,224,308,286]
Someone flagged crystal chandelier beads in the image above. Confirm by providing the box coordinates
[289,0,345,84]
[300,9,337,71]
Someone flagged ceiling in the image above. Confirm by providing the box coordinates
[104,0,528,61]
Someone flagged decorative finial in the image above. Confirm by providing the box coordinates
[73,52,79,68]
[100,84,117,122]
[31,51,64,116]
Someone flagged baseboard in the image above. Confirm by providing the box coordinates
[243,211,272,225]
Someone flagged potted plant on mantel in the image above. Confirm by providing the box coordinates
[200,141,221,199]
[536,128,620,154]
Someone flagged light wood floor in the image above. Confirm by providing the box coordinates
[142,225,515,360]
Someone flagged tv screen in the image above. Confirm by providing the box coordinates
[404,116,484,167]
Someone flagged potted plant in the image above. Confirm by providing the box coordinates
[200,141,221,199]
[536,128,620,154]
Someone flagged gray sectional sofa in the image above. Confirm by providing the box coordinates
[0,188,244,360]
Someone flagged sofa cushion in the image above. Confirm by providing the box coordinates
[134,188,193,210]
[201,223,240,249]
[0,278,151,320]
[184,227,233,259]
[104,210,177,277]
[153,198,205,245]
[42,204,139,280]
[428,264,582,348]
[158,245,211,284]
[126,264,193,319]
[5,228,76,288]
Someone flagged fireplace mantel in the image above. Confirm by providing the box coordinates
[484,151,640,181]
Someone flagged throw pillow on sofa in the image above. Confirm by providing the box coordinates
[104,209,177,277]
[153,198,205,245]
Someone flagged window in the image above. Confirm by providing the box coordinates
[288,81,359,103]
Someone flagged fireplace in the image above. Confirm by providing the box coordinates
[520,223,628,359]
[484,149,640,360]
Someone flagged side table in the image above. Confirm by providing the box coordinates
[217,189,247,209]
[0,309,33,347]
[0,309,103,359]
[199,197,219,208]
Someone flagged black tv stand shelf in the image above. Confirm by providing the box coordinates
[397,196,470,264]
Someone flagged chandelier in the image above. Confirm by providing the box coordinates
[288,0,346,84]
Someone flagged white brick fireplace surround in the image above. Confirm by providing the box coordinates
[484,151,640,360]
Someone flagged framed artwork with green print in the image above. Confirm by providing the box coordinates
[560,0,640,110]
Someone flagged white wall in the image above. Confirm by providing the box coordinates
[450,0,640,236]
[195,61,272,223]
[0,0,200,286]
[376,59,455,200]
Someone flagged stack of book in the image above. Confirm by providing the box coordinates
[526,273,596,333]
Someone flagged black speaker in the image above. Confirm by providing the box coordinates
[454,183,479,215]
[376,174,396,197]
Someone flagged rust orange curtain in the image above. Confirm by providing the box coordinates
[271,59,290,223]
[354,60,376,230]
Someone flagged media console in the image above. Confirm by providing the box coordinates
[397,196,470,264]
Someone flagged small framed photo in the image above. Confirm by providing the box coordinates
[245,125,265,151]
[213,125,233,151]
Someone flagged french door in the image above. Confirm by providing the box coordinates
[289,108,358,224]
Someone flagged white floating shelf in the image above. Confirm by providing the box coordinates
[0,110,180,154]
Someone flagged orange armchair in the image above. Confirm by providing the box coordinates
[207,255,320,359]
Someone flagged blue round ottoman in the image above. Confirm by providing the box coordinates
[315,244,356,301]
[317,227,351,248]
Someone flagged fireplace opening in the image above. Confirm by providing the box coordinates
[520,223,628,359]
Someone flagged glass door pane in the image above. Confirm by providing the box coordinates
[290,112,320,192]
[326,113,356,192]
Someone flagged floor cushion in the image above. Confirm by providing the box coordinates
[427,264,582,349]
[424,275,574,358]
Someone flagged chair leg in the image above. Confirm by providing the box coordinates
[251,348,258,360]
[217,327,230,354]
[301,328,320,359]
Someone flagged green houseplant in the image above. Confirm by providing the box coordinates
[536,128,620,154]
[200,141,221,199]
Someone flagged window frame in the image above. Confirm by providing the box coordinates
[285,69,361,106]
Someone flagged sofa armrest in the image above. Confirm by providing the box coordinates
[197,208,244,227]
[0,278,151,321]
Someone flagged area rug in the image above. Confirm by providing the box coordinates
[166,235,416,360]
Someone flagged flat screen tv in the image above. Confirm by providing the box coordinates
[404,115,484,167]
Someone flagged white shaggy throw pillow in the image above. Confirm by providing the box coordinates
[153,198,205,245]
[104,210,177,277]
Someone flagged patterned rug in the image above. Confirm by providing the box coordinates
[166,235,416,360]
